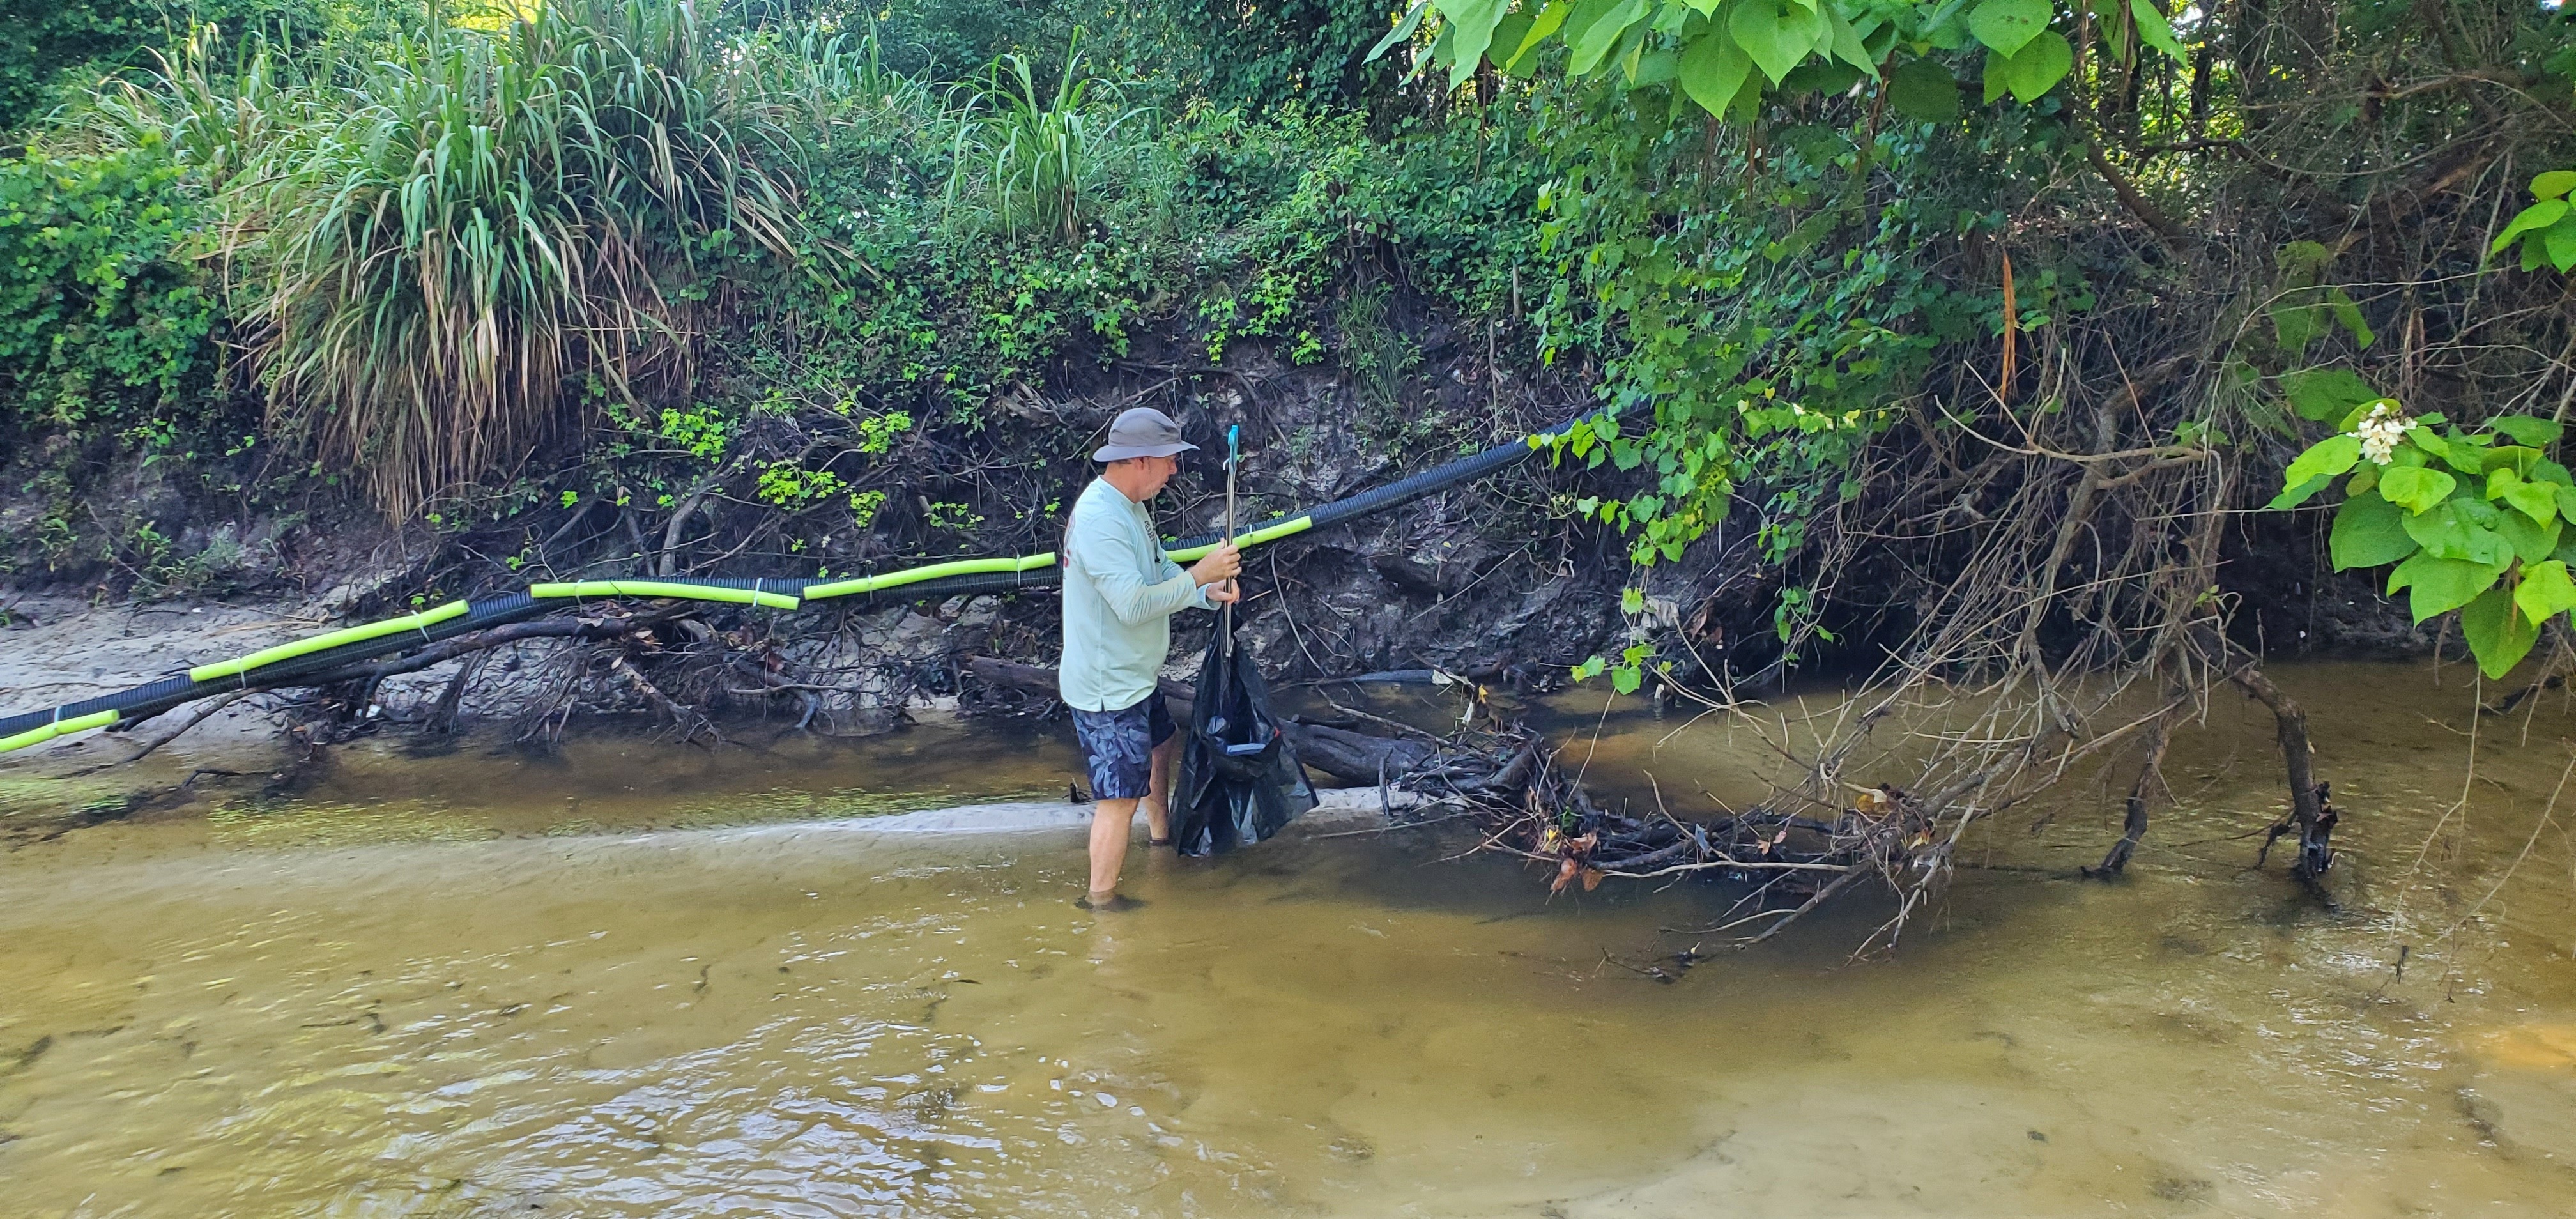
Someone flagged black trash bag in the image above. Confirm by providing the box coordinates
[1172,629,1317,857]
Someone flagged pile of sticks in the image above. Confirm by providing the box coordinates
[1400,727,1938,944]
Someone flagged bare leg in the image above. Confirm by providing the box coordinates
[1088,797,1138,898]
[1142,735,1177,843]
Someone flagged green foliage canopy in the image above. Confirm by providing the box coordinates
[0,137,216,440]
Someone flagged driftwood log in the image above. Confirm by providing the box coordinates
[960,656,1432,785]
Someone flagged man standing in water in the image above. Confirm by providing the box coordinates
[1061,407,1241,911]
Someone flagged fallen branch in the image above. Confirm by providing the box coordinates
[71,690,261,773]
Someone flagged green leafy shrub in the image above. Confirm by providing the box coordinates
[2492,169,2576,273]
[1165,0,1406,114]
[2273,397,2576,679]
[0,137,216,440]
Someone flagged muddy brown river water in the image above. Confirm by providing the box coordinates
[2,661,2573,1216]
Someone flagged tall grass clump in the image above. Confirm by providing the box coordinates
[945,36,1142,243]
[123,0,806,515]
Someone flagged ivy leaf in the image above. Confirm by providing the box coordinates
[2377,465,2456,515]
[1729,0,1828,85]
[1968,0,2051,56]
[2515,559,2576,626]
[2460,585,2542,679]
[2279,367,2378,423]
[2386,552,2508,621]
[2329,491,2414,569]
[2488,199,2567,255]
[1999,30,2074,102]
[2490,416,2564,448]
[1610,663,1644,694]
[2536,170,2576,202]
[1887,57,1961,120]
[2129,0,2186,61]
[1678,28,1756,116]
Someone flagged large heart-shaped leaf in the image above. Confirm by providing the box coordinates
[2441,431,2496,477]
[2497,505,2562,564]
[2490,467,2561,524]
[1440,0,1512,86]
[1730,0,1829,84]
[2401,500,2511,566]
[2377,465,2457,514]
[2387,552,2508,621]
[2492,199,2570,254]
[2329,491,2415,570]
[2515,558,2576,625]
[2129,0,2185,61]
[1825,3,1876,73]
[1489,12,1535,68]
[1368,0,1432,59]
[2461,585,2542,678]
[1886,57,1960,120]
[1564,0,1649,75]
[2280,367,2377,424]
[1678,28,1756,116]
[2548,215,2576,273]
[2490,415,2565,448]
[1968,0,2052,56]
[2456,494,2504,529]
[2001,30,2074,103]
[2268,474,2333,512]
[2280,433,2361,488]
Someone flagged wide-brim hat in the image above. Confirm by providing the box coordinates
[1093,406,1199,461]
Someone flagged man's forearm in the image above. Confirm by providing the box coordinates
[1102,570,1203,625]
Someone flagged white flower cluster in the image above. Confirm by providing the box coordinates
[2352,403,2412,466]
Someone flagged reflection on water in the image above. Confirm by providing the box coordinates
[1,664,2573,1216]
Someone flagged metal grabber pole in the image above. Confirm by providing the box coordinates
[1222,424,1239,657]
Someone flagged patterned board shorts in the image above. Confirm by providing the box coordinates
[1070,694,1178,801]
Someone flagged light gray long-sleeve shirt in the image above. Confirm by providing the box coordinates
[1058,477,1213,712]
